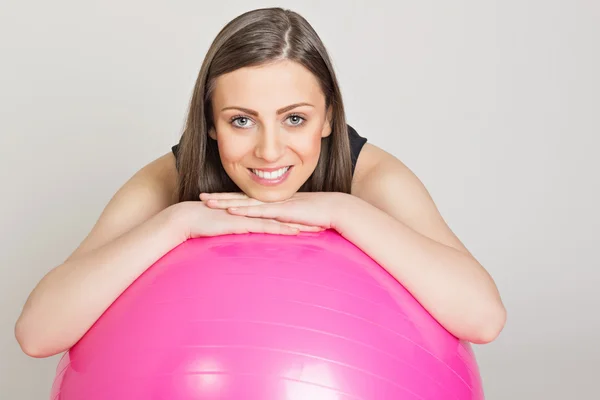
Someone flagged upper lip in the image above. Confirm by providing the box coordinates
[249,166,291,172]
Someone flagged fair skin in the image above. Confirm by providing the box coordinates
[15,59,505,359]
[209,60,333,203]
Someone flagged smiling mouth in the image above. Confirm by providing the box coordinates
[249,166,291,180]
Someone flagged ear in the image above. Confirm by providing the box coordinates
[208,127,217,140]
[320,106,333,138]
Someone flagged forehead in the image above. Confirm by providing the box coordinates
[212,60,325,110]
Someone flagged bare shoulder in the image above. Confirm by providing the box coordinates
[351,142,406,196]
[350,142,471,255]
[351,142,423,198]
[351,143,385,189]
[66,151,179,261]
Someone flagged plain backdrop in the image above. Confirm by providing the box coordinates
[1,1,598,399]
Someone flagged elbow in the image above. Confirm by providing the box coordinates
[15,315,64,359]
[15,317,45,358]
[467,302,507,344]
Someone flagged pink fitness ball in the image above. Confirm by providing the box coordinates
[51,229,484,399]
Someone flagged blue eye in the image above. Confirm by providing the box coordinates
[287,114,306,126]
[229,114,306,129]
[230,116,254,129]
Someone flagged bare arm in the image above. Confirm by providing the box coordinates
[346,144,506,343]
[14,152,184,358]
[15,151,306,358]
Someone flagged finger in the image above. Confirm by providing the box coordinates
[204,198,264,209]
[200,192,249,201]
[230,205,313,226]
[260,219,319,231]
[227,204,282,220]
[262,218,314,230]
[246,219,299,235]
[283,222,324,232]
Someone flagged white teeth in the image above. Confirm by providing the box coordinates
[252,166,290,180]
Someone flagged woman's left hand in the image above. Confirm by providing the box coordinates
[200,192,348,230]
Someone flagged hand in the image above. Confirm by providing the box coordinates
[172,201,315,239]
[200,192,346,230]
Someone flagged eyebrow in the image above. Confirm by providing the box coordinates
[220,102,314,116]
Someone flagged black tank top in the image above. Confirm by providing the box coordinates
[171,124,367,174]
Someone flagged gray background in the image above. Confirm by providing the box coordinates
[1,1,598,399]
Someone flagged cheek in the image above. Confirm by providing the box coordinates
[292,131,322,160]
[216,135,251,164]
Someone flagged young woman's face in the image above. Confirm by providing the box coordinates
[210,60,331,203]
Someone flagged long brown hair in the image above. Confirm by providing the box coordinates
[176,7,353,202]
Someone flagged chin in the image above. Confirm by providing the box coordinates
[230,166,308,203]
[244,187,297,203]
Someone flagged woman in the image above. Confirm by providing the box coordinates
[15,7,505,358]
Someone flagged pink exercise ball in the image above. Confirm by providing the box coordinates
[51,230,484,399]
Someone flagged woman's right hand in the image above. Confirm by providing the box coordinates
[173,201,322,239]
[15,153,323,359]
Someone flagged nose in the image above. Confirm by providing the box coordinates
[254,125,285,163]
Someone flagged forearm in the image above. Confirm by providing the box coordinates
[15,205,186,358]
[334,195,505,343]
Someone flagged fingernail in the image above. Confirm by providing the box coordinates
[228,207,237,211]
